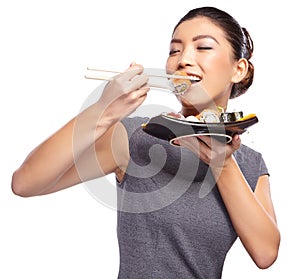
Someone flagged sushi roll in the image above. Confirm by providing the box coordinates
[196,109,221,123]
[170,71,192,95]
[220,111,243,122]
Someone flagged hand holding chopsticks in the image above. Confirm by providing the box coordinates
[84,67,198,95]
[85,67,197,81]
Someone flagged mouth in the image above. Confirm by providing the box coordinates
[185,72,202,83]
[170,71,202,95]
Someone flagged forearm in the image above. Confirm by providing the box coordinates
[12,64,149,197]
[212,156,280,268]
[12,101,112,197]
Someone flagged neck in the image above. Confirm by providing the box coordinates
[180,103,227,117]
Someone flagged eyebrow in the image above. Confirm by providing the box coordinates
[170,35,220,44]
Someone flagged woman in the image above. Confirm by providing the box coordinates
[12,7,280,278]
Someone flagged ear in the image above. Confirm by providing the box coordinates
[231,58,248,83]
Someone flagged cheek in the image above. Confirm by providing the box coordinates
[206,53,232,72]
[204,73,232,95]
[205,56,235,84]
[165,57,177,73]
[201,60,235,98]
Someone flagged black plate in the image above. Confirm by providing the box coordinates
[142,113,258,145]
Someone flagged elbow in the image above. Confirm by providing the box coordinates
[253,235,281,269]
[11,169,34,198]
[254,248,279,269]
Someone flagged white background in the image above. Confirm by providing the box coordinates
[1,0,299,278]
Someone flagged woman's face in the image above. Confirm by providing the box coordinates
[166,17,238,114]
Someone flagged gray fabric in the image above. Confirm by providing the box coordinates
[116,116,269,279]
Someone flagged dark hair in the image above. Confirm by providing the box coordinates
[174,7,254,98]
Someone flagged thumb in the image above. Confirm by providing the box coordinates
[231,134,241,150]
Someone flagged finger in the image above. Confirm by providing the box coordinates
[129,86,150,98]
[197,135,212,147]
[176,136,215,165]
[125,61,142,70]
[177,136,203,156]
[134,88,149,103]
[124,73,149,93]
[230,134,241,150]
[119,67,144,82]
[121,63,145,80]
[123,88,149,114]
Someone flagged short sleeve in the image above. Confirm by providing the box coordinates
[259,155,269,177]
[121,116,149,139]
[234,145,270,191]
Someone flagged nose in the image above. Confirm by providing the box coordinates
[177,48,195,69]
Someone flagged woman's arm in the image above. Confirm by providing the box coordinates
[177,134,280,269]
[214,157,280,269]
[29,121,129,196]
[12,65,149,197]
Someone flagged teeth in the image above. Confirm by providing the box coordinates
[188,75,201,81]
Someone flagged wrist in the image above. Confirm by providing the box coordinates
[211,155,237,178]
[75,102,112,140]
[89,102,112,134]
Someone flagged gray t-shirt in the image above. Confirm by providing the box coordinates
[117,117,269,279]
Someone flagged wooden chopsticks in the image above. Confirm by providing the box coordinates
[84,67,198,81]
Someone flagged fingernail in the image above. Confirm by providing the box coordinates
[173,140,180,146]
[130,62,136,67]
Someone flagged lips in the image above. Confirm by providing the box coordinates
[186,72,202,82]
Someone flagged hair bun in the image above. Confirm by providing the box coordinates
[242,27,254,59]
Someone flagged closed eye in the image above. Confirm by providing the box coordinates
[197,47,212,50]
[169,49,180,55]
